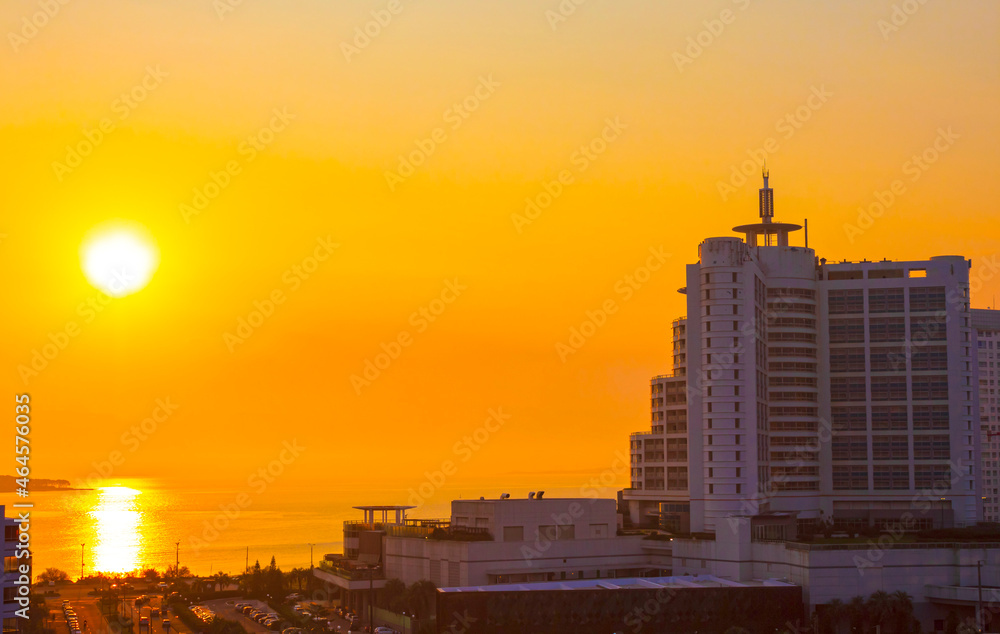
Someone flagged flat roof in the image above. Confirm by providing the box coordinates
[973,309,1000,332]
[352,505,416,511]
[437,575,796,593]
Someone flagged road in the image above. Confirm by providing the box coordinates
[46,585,362,634]
[45,586,196,634]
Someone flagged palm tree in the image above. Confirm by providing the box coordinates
[848,595,868,634]
[405,580,437,620]
[868,590,892,633]
[289,567,307,592]
[213,571,232,593]
[826,598,846,634]
[381,578,406,613]
[890,591,914,634]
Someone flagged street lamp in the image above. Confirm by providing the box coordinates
[978,560,984,633]
[369,565,375,633]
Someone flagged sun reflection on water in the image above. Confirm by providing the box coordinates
[89,486,144,574]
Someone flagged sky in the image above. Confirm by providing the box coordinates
[1,0,999,498]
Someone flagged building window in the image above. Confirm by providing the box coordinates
[869,288,904,313]
[831,376,867,402]
[912,376,949,400]
[871,376,907,401]
[871,406,908,430]
[832,436,868,461]
[503,526,524,542]
[870,317,906,343]
[828,289,863,314]
[872,435,909,460]
[873,465,909,490]
[833,406,868,431]
[909,286,946,312]
[911,315,947,341]
[832,465,869,490]
[831,348,866,372]
[830,318,865,344]
[913,404,950,430]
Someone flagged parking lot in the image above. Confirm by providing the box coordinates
[203,598,274,634]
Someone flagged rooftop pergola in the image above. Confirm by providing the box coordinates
[352,505,415,525]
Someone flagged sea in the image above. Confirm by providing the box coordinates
[1,475,612,578]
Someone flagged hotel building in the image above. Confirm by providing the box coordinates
[624,170,982,534]
[1,506,26,634]
[975,309,1000,522]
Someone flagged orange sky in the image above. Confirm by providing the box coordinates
[1,0,998,498]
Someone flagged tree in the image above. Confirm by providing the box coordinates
[165,565,190,579]
[142,568,160,583]
[868,590,892,634]
[405,580,437,620]
[890,591,914,634]
[265,557,284,599]
[380,578,407,613]
[848,595,868,634]
[36,568,70,584]
[213,572,233,593]
[823,599,846,634]
[287,567,307,592]
[945,610,959,634]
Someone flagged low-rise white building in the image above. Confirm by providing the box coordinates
[314,497,672,615]
[384,496,666,587]
[671,516,1000,631]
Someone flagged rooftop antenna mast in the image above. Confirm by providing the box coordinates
[758,162,775,244]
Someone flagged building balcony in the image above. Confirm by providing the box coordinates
[314,562,389,592]
[318,559,385,581]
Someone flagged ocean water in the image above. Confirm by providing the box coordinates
[2,476,607,578]
[2,480,452,578]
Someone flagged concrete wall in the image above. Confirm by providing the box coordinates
[672,531,1000,631]
[384,534,669,587]
[452,498,616,543]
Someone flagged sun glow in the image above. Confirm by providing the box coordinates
[89,486,144,574]
[81,221,159,297]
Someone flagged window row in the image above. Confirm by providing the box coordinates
[829,317,947,344]
[832,404,951,431]
[828,286,946,315]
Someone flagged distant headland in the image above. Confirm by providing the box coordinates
[0,476,87,492]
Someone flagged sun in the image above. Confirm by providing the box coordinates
[81,220,160,297]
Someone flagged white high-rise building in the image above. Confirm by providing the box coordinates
[974,309,1000,522]
[624,170,981,533]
